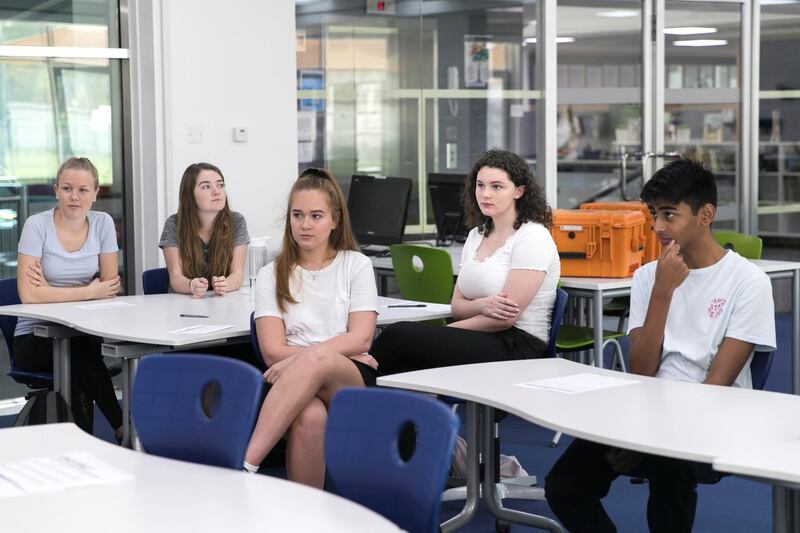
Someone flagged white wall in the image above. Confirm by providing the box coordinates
[130,0,297,287]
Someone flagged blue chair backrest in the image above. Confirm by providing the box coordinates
[0,278,53,389]
[132,354,264,469]
[546,289,569,358]
[249,311,267,371]
[751,350,774,391]
[325,388,459,533]
[0,278,20,359]
[142,267,169,295]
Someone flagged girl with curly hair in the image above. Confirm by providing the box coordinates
[370,149,560,374]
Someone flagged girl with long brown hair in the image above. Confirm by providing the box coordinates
[243,168,378,487]
[159,162,249,297]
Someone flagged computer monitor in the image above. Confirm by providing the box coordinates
[347,175,412,248]
[428,173,469,246]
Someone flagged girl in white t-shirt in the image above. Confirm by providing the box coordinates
[243,168,378,487]
[371,149,560,375]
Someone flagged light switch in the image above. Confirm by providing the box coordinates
[233,127,248,143]
[187,126,204,144]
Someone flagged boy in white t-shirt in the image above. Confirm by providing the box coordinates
[545,159,776,533]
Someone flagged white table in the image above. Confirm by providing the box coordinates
[378,358,800,532]
[0,291,451,447]
[0,423,400,533]
[714,440,800,533]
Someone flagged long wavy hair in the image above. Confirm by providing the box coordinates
[274,168,359,313]
[463,149,552,236]
[176,162,234,281]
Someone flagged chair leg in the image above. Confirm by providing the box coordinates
[603,339,626,372]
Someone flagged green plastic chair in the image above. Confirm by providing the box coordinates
[389,244,454,305]
[713,231,763,260]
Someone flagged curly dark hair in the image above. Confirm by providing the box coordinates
[462,149,552,236]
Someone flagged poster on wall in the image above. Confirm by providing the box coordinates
[464,36,491,88]
[299,69,324,112]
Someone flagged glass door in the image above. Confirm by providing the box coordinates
[662,0,746,230]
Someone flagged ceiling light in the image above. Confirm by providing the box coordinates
[665,27,717,36]
[523,37,576,45]
[597,10,639,18]
[673,39,728,47]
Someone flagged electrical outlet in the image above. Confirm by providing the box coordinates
[446,143,457,169]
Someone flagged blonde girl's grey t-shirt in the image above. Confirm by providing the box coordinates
[15,208,119,336]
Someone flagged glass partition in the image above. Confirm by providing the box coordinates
[0,2,126,281]
[759,1,800,241]
[664,1,741,229]
[556,0,643,208]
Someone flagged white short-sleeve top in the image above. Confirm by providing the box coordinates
[457,222,561,342]
[627,250,776,388]
[254,250,378,347]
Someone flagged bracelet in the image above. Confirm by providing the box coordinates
[189,278,196,292]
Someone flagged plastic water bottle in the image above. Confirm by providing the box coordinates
[248,237,269,289]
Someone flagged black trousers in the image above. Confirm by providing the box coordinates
[13,334,123,433]
[545,438,700,533]
[371,321,547,377]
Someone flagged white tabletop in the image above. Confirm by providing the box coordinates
[713,437,800,487]
[0,424,400,533]
[0,292,451,346]
[378,358,800,463]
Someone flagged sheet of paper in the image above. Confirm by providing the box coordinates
[515,372,639,394]
[168,324,234,335]
[0,452,133,499]
[76,301,134,310]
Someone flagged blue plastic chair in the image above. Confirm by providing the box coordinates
[249,311,267,372]
[132,353,264,469]
[547,289,569,358]
[325,388,459,533]
[0,278,54,389]
[142,267,169,295]
[750,350,774,391]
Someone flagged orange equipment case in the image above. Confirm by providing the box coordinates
[552,209,646,278]
[579,201,660,264]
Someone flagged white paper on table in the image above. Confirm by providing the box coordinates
[515,372,639,394]
[0,452,133,499]
[168,324,234,335]
[76,301,134,310]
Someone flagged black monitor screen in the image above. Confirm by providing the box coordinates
[428,173,469,243]
[347,175,412,246]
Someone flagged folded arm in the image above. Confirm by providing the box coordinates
[17,252,120,304]
[449,269,545,333]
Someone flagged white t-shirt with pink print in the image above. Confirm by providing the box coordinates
[627,250,776,388]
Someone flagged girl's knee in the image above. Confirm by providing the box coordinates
[291,402,328,441]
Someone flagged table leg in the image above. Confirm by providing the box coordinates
[773,485,800,533]
[793,269,800,395]
[441,402,481,532]
[52,337,72,407]
[593,289,604,368]
[480,405,563,532]
[121,357,142,450]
